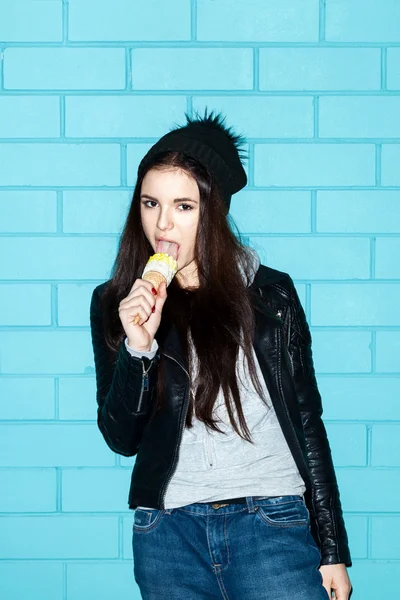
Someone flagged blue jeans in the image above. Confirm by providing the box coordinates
[132,495,329,599]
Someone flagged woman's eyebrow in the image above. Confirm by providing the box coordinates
[140,194,198,204]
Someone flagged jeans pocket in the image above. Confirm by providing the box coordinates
[133,508,166,533]
[256,497,309,528]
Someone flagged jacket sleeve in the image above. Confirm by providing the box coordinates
[286,276,352,567]
[89,285,160,457]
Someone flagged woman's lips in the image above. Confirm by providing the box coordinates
[155,240,179,260]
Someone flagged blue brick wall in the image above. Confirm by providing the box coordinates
[0,0,399,597]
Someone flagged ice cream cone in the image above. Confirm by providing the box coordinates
[132,271,167,325]
[143,270,167,289]
[132,251,178,326]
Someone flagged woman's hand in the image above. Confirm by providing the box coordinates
[118,279,168,351]
[319,564,352,599]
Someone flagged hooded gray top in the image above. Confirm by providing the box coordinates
[126,248,306,509]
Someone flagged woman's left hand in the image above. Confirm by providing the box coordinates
[319,563,352,598]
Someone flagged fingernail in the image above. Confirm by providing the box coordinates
[151,287,157,296]
[152,306,155,313]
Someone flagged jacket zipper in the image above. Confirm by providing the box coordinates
[288,351,295,377]
[276,327,311,482]
[285,308,294,376]
[160,352,190,508]
[275,308,294,378]
[284,344,295,377]
[137,359,153,413]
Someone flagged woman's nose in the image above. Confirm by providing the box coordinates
[157,210,173,229]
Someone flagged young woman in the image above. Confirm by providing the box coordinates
[90,110,352,599]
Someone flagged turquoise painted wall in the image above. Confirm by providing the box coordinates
[1,0,399,598]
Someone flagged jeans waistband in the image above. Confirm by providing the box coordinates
[167,495,304,515]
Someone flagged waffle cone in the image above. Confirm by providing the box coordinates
[143,270,167,290]
[132,270,167,325]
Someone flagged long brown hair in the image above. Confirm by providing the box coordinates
[99,150,269,442]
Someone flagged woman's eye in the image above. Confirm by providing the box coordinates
[142,201,192,211]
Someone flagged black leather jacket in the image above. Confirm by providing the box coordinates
[90,264,352,567]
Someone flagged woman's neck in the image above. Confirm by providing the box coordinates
[176,261,199,290]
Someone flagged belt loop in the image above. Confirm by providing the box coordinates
[246,496,255,513]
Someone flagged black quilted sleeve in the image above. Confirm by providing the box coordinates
[89,285,159,457]
[287,276,352,567]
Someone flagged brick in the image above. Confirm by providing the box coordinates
[259,48,380,91]
[197,0,319,42]
[371,425,400,466]
[0,192,57,233]
[0,1,62,42]
[0,424,114,467]
[0,96,59,137]
[250,236,369,279]
[193,96,314,138]
[344,516,368,559]
[0,143,120,186]
[346,562,398,598]
[319,96,400,138]
[337,468,400,511]
[311,283,400,326]
[0,238,118,280]
[0,469,56,512]
[371,517,400,558]
[0,563,63,600]
[381,144,400,185]
[318,377,400,420]
[0,516,118,559]
[69,0,190,41]
[317,191,400,233]
[58,378,97,421]
[326,0,400,42]
[311,331,371,373]
[66,95,187,138]
[0,378,54,420]
[63,191,131,233]
[325,424,367,467]
[254,143,375,186]
[4,48,125,90]
[58,283,97,326]
[387,48,400,90]
[131,48,253,90]
[0,284,51,326]
[376,331,400,372]
[67,563,134,600]
[0,331,94,375]
[230,191,311,234]
[62,468,132,511]
[376,239,400,278]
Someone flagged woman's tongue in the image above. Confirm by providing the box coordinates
[156,240,179,260]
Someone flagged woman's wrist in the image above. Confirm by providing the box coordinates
[127,339,152,353]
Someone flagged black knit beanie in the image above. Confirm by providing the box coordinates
[137,108,248,212]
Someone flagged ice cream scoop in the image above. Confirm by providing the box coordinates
[132,241,179,325]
